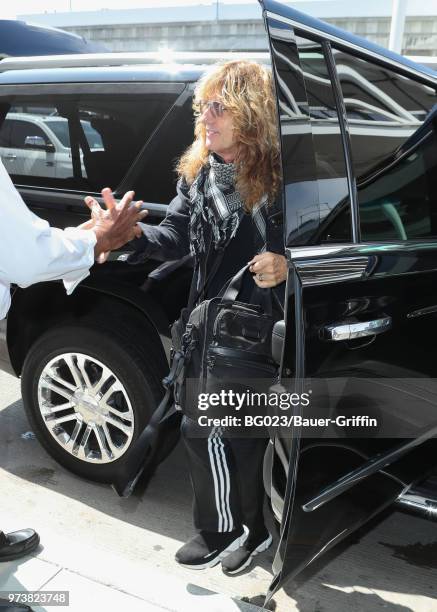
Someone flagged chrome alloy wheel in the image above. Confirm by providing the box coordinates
[37,352,135,464]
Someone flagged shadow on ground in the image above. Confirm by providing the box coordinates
[1,398,437,611]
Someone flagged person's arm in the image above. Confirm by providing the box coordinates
[83,180,192,264]
[134,179,191,261]
[0,160,145,293]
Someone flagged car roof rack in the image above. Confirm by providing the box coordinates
[0,51,271,72]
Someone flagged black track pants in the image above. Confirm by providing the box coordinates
[181,416,268,533]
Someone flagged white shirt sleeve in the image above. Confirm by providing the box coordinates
[0,159,96,318]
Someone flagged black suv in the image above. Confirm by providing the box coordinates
[2,0,437,597]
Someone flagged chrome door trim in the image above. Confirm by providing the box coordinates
[302,423,437,512]
[407,305,437,319]
[396,491,437,520]
[322,316,392,341]
[291,256,370,286]
[287,240,437,262]
[287,241,437,285]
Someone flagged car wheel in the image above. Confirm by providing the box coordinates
[21,324,163,483]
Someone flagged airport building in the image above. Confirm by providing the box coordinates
[20,1,437,56]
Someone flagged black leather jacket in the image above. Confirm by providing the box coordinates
[129,178,286,303]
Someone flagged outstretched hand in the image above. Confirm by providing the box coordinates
[81,188,147,262]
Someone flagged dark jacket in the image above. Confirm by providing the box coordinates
[130,178,286,304]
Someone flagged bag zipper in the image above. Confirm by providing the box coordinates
[207,347,277,370]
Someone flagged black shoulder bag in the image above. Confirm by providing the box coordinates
[171,264,280,418]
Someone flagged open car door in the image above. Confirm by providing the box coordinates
[261,0,437,599]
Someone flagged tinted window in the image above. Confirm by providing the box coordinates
[82,121,104,150]
[0,90,178,192]
[268,23,350,246]
[8,119,51,148]
[358,120,437,240]
[296,36,350,231]
[127,93,195,204]
[268,21,319,246]
[45,119,103,149]
[329,50,437,241]
[43,119,70,147]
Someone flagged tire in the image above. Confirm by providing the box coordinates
[21,324,163,483]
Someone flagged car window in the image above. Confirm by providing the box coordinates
[0,90,178,192]
[295,36,350,233]
[44,119,103,150]
[42,119,70,147]
[269,26,351,245]
[328,49,437,241]
[9,119,51,148]
[82,121,104,150]
[268,27,323,246]
[127,93,195,204]
[356,121,437,240]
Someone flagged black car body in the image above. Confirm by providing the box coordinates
[1,0,437,596]
[0,20,107,58]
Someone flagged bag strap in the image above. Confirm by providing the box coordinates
[220,253,286,316]
[220,264,248,301]
[221,264,273,315]
[186,245,226,312]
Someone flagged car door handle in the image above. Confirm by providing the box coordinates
[4,154,16,160]
[322,316,392,341]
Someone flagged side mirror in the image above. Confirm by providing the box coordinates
[24,135,55,152]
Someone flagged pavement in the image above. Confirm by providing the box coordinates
[0,369,437,612]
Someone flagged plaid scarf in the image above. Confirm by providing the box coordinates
[185,154,268,257]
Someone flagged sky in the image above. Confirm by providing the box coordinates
[0,0,272,20]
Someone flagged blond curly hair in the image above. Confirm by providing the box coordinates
[176,59,281,211]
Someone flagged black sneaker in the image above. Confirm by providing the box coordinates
[175,526,248,570]
[221,529,272,575]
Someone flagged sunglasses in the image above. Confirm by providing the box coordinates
[194,100,227,118]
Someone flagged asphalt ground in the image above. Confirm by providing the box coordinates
[0,370,436,611]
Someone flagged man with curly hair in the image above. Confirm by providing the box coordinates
[90,60,287,573]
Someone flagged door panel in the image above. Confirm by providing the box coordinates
[263,0,437,599]
[268,241,437,598]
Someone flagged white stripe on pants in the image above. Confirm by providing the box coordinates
[207,428,234,532]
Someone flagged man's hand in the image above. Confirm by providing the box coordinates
[83,188,147,261]
[248,252,287,288]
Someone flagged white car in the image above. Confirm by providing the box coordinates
[0,112,102,179]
